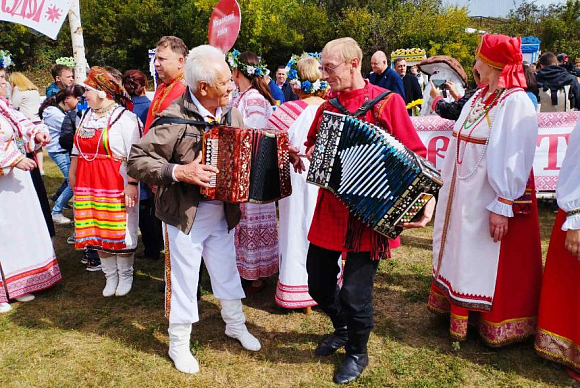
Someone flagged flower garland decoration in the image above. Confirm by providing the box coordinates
[55,57,75,68]
[284,52,329,95]
[227,49,269,78]
[0,50,13,69]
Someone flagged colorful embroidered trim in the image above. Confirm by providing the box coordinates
[498,197,514,205]
[535,328,580,372]
[567,209,580,217]
[74,187,127,251]
[451,131,487,145]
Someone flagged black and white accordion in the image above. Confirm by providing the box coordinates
[306,111,443,239]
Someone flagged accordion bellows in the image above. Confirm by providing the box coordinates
[307,112,443,239]
[201,126,292,203]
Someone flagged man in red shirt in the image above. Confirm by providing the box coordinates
[299,37,434,384]
[144,36,188,133]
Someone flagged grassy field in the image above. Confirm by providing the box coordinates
[0,154,577,388]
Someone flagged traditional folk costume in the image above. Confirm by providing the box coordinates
[128,85,261,375]
[232,87,279,280]
[73,67,141,297]
[428,35,542,346]
[143,73,186,134]
[535,118,580,374]
[267,100,320,309]
[0,99,61,306]
[304,80,426,376]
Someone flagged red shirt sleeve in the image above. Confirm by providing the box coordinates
[378,93,427,158]
[304,103,326,149]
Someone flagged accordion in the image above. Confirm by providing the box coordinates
[200,126,292,203]
[306,111,443,239]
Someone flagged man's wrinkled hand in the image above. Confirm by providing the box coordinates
[174,153,219,188]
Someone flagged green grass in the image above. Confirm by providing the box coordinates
[0,153,577,387]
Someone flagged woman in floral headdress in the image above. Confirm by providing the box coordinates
[266,53,330,311]
[69,66,141,297]
[428,34,542,346]
[228,50,278,292]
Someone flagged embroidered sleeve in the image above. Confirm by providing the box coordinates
[240,93,272,129]
[486,91,537,217]
[557,118,580,230]
[0,126,24,175]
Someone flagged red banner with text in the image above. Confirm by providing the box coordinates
[411,112,580,192]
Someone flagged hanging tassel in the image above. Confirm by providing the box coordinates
[344,214,364,253]
[370,231,391,261]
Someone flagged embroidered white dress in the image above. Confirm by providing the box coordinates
[232,88,278,280]
[267,101,320,308]
[429,88,543,346]
[0,101,61,302]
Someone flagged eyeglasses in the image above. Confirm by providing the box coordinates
[320,61,348,75]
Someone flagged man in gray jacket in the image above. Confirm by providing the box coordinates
[127,45,260,375]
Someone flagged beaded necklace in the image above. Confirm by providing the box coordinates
[75,107,119,162]
[455,87,504,180]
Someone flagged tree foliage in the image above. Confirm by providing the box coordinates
[0,0,577,80]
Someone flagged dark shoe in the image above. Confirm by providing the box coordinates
[315,327,348,356]
[333,353,369,384]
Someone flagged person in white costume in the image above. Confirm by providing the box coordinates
[266,54,330,311]
[127,45,260,375]
[428,34,543,346]
[0,97,62,313]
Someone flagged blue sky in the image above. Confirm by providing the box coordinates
[444,0,566,17]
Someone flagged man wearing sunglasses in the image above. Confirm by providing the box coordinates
[299,37,433,384]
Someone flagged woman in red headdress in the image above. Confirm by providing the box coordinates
[427,34,542,346]
[535,118,580,381]
[69,66,142,298]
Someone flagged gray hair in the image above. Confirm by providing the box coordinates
[184,45,226,93]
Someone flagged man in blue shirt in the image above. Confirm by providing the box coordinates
[368,50,405,99]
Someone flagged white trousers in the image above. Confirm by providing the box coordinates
[165,202,245,324]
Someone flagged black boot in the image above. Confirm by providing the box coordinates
[315,326,348,356]
[333,353,369,384]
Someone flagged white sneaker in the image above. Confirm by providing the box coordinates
[51,213,71,224]
[0,302,11,313]
[15,294,35,302]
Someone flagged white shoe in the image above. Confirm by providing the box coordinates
[168,323,200,374]
[115,255,134,296]
[51,213,71,224]
[220,299,261,351]
[0,302,12,313]
[100,257,118,297]
[15,294,35,302]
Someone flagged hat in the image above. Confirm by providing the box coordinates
[417,56,468,88]
[475,34,527,89]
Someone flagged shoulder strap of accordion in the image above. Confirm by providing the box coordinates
[327,90,393,118]
[150,116,209,128]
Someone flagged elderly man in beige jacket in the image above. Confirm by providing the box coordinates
[128,45,260,375]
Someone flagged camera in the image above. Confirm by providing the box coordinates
[432,79,448,97]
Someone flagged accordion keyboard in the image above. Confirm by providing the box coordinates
[205,137,219,188]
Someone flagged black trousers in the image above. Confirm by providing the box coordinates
[138,198,163,256]
[306,243,379,354]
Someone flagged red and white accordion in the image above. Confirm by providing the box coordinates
[200,126,292,203]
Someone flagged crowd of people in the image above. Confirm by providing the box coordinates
[0,33,579,385]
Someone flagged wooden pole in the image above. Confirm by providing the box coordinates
[68,0,88,83]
